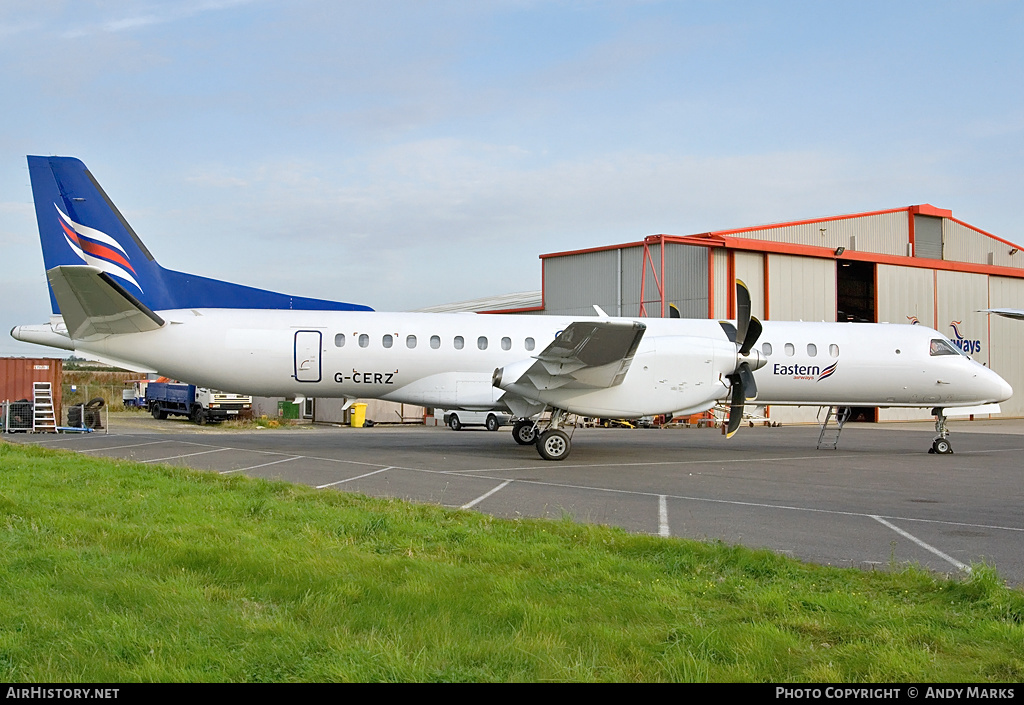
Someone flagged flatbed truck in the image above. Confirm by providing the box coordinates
[146,383,252,425]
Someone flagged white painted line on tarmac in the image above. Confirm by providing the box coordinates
[142,448,232,463]
[77,440,172,452]
[658,495,670,537]
[457,453,865,473]
[871,515,970,573]
[462,480,513,510]
[316,467,394,489]
[220,456,303,475]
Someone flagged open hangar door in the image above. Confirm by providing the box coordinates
[837,259,877,422]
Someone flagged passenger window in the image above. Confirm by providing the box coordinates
[358,333,369,348]
[807,343,817,357]
[784,343,795,356]
[762,342,772,356]
[430,335,441,349]
[406,335,416,349]
[525,337,535,351]
[501,336,511,351]
[454,336,464,350]
[829,344,839,357]
[382,334,393,349]
[478,336,488,350]
[335,333,345,347]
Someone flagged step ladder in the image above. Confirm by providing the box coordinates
[816,405,851,450]
[33,382,57,433]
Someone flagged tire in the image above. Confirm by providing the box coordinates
[485,414,499,432]
[536,429,571,461]
[448,414,462,431]
[512,419,536,445]
[192,406,207,426]
[934,439,952,454]
[151,405,167,420]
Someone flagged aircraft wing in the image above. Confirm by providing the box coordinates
[47,265,165,341]
[500,320,647,393]
[980,308,1024,321]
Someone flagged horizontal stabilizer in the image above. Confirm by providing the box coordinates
[48,265,165,341]
[979,308,1024,321]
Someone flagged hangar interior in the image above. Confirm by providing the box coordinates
[528,204,1024,422]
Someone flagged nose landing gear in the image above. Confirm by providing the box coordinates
[929,408,953,454]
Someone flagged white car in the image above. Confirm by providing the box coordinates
[442,410,513,432]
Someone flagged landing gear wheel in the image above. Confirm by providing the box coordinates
[512,419,536,445]
[931,438,953,455]
[448,415,462,431]
[485,414,499,432]
[537,429,571,461]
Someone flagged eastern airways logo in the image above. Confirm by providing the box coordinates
[772,361,838,382]
[949,321,982,355]
[56,204,143,292]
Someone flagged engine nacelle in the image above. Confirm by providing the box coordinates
[492,358,535,391]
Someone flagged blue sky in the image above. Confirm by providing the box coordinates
[2,0,1023,354]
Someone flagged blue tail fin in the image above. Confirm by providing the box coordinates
[28,156,373,313]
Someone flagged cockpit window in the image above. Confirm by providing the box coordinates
[929,338,963,357]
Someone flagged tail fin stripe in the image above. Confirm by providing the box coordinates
[56,205,130,255]
[60,220,136,273]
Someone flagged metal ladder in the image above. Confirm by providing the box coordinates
[33,382,57,433]
[816,405,851,450]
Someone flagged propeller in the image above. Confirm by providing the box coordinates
[721,280,766,438]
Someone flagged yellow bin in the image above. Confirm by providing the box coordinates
[350,403,367,428]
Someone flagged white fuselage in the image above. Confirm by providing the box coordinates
[59,310,1012,418]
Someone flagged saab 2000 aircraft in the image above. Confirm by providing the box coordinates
[11,156,1013,460]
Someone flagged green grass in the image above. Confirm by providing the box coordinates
[0,440,1021,682]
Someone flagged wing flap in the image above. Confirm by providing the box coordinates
[47,265,165,341]
[500,320,646,394]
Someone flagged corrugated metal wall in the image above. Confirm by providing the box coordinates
[988,276,1024,417]
[875,265,936,420]
[542,251,620,316]
[712,248,730,319]
[766,254,836,322]
[943,219,1024,269]
[663,244,708,318]
[618,246,645,317]
[731,211,910,257]
[543,244,709,318]
[734,251,766,320]
[935,270,990,367]
[876,264,935,326]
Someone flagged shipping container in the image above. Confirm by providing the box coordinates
[0,358,63,431]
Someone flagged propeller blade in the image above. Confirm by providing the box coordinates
[725,378,745,438]
[738,361,758,400]
[669,303,680,319]
[735,280,751,348]
[739,316,762,356]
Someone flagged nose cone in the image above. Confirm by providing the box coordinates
[981,365,1013,403]
[994,371,1013,403]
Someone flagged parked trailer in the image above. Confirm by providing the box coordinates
[146,383,252,425]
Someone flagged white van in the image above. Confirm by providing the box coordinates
[441,410,513,431]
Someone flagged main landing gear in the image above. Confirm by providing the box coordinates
[929,407,953,455]
[512,409,573,461]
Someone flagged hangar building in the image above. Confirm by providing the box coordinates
[513,204,1024,423]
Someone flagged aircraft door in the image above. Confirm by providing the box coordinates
[294,330,322,383]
